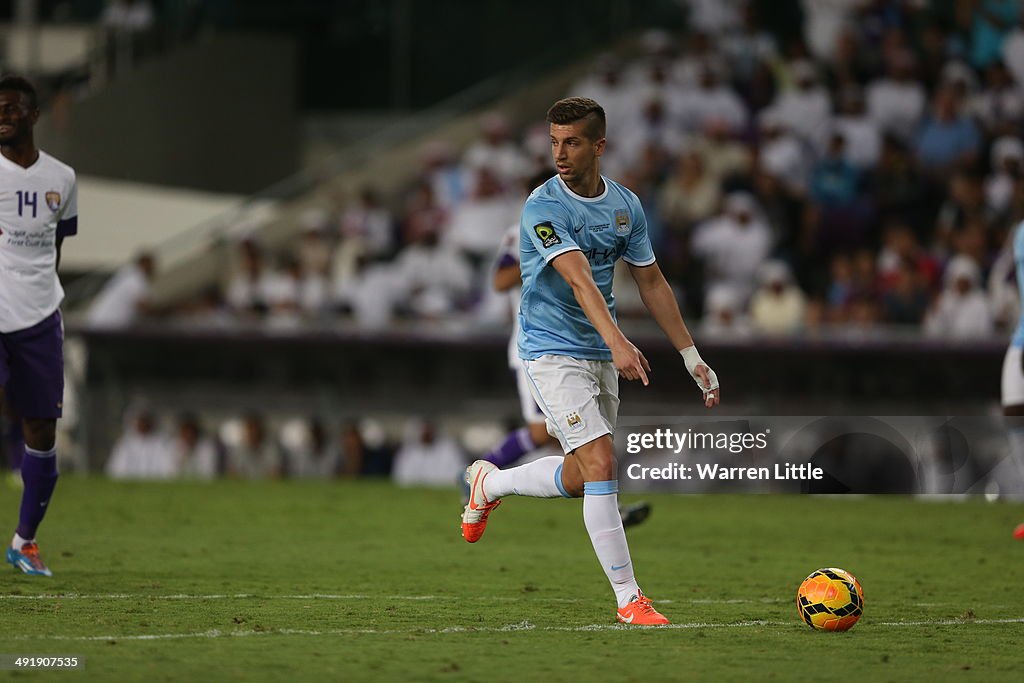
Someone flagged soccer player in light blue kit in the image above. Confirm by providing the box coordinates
[482,179,651,529]
[461,97,719,625]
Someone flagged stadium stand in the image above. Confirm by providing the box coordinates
[28,0,1024,480]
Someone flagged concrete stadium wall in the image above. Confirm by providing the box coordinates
[137,45,609,307]
[72,327,1005,469]
[36,33,300,194]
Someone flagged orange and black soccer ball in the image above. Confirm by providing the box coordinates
[796,567,864,631]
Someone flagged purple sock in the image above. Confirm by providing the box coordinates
[484,427,536,467]
[17,447,58,540]
[5,419,25,471]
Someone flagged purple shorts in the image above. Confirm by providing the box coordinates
[0,310,65,419]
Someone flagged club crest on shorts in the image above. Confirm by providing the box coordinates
[534,221,561,249]
[615,209,630,235]
[565,411,585,433]
[45,192,62,212]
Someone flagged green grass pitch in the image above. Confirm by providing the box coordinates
[1,478,1022,681]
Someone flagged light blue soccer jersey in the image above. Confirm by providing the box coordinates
[518,175,655,361]
[1012,220,1024,347]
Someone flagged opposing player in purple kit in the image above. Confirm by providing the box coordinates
[461,97,719,625]
[0,76,78,576]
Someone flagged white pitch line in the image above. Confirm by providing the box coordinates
[0,593,612,605]
[873,618,1024,627]
[0,594,790,605]
[0,594,441,601]
[690,598,785,604]
[0,594,1015,609]
[4,618,1024,642]
[0,593,567,603]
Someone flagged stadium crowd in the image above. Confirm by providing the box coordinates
[78,408,1011,497]
[96,410,471,485]
[87,0,1024,340]
[81,1,1024,478]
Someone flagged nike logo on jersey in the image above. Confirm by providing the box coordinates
[573,224,584,233]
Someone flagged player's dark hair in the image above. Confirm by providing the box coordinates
[546,97,606,141]
[0,75,38,110]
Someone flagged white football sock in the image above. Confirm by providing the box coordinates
[583,480,640,609]
[11,533,32,551]
[483,456,569,500]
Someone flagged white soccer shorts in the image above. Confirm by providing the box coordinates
[1002,346,1024,407]
[514,364,547,425]
[521,354,619,454]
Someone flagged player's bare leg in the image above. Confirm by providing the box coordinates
[462,448,571,542]
[479,425,650,526]
[571,434,668,625]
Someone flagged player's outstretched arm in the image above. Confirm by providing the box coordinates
[550,251,651,385]
[628,262,720,407]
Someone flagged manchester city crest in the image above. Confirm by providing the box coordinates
[45,191,61,212]
[614,209,630,235]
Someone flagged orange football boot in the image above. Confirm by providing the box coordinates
[616,591,670,625]
[461,460,501,543]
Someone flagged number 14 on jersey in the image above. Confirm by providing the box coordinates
[15,190,38,218]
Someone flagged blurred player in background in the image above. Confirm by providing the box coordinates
[999,219,1024,508]
[484,177,651,529]
[461,97,719,625]
[0,76,78,576]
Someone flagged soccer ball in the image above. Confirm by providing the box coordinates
[796,567,864,631]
